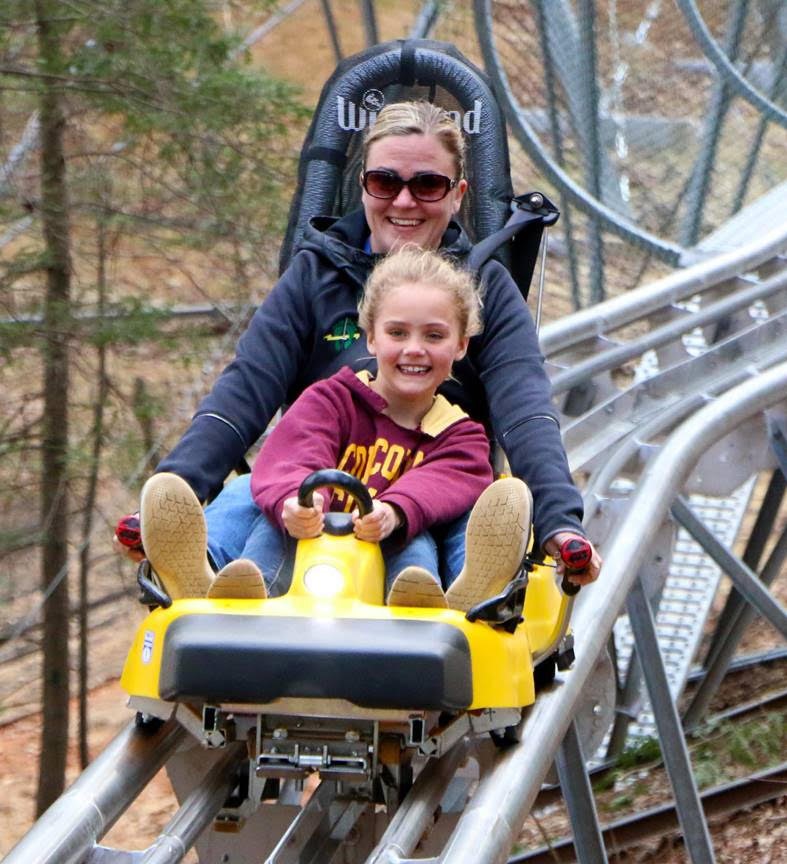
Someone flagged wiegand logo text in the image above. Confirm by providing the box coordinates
[337,94,484,135]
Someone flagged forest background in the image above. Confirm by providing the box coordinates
[0,0,422,817]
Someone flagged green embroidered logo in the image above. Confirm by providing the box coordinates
[324,317,361,353]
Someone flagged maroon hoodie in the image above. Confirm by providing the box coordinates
[251,366,493,541]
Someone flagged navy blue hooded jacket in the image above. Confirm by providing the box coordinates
[157,210,584,549]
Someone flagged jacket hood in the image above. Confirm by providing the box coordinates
[298,210,473,292]
[342,368,470,438]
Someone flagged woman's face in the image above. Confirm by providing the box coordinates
[362,133,468,254]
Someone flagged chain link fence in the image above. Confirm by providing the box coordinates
[430,0,787,309]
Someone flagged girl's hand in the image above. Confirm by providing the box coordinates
[544,531,602,587]
[282,492,325,539]
[352,500,400,543]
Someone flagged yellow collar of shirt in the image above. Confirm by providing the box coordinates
[355,370,469,437]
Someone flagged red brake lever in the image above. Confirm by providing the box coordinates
[116,513,144,553]
[558,536,592,596]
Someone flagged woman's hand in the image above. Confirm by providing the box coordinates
[113,513,146,563]
[352,500,400,543]
[544,531,602,587]
[282,492,325,539]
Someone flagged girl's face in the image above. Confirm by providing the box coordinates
[362,133,467,254]
[366,281,469,416]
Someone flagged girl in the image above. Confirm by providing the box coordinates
[225,245,530,607]
[139,247,533,607]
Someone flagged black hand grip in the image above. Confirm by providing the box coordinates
[298,469,373,517]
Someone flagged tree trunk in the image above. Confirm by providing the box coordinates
[34,0,73,816]
[78,208,110,769]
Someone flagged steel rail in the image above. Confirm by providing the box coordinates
[674,0,787,128]
[688,645,787,681]
[421,363,787,863]
[678,0,750,249]
[578,311,787,497]
[473,0,685,264]
[550,267,787,395]
[539,222,787,356]
[366,740,470,862]
[510,760,787,863]
[705,686,787,724]
[566,311,787,478]
[2,718,186,864]
[135,743,246,864]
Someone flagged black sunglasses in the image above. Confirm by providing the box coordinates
[362,169,458,202]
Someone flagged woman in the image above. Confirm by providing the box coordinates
[122,101,601,596]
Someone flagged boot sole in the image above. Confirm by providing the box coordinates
[140,473,213,600]
[208,559,267,600]
[446,478,532,612]
[387,567,448,608]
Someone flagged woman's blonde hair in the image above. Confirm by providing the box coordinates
[359,246,482,338]
[362,101,466,180]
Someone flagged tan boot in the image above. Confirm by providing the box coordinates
[208,559,267,600]
[140,473,214,600]
[387,566,447,608]
[445,478,532,612]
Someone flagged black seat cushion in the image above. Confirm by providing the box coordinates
[281,38,515,271]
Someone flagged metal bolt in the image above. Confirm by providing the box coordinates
[345,730,360,742]
[529,193,544,208]
[273,727,288,739]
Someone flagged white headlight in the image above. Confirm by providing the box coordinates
[303,564,345,598]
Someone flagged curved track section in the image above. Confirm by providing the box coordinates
[472,0,787,303]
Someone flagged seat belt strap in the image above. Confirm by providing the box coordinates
[467,192,559,300]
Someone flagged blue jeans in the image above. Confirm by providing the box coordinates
[204,475,469,593]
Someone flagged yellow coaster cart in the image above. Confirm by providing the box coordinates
[121,470,578,834]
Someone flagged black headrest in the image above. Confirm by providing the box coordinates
[279,38,515,272]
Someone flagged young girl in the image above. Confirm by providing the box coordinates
[241,246,530,607]
[139,247,532,608]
